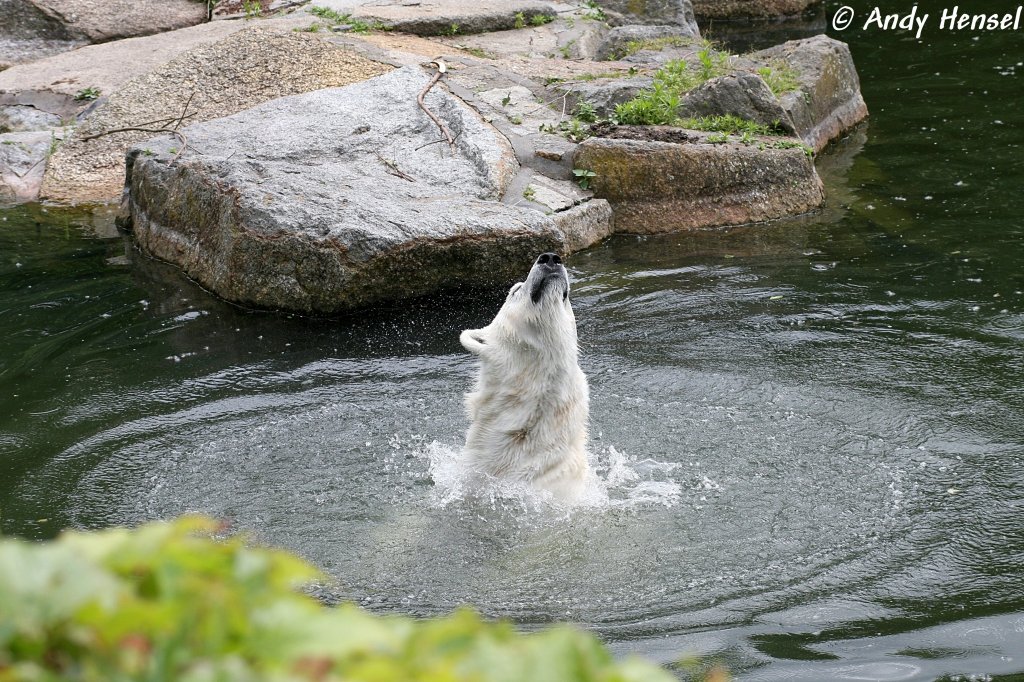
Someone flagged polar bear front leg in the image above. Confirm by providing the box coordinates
[460,328,489,355]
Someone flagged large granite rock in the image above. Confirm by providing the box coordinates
[596,24,700,61]
[592,0,699,32]
[547,76,654,120]
[120,66,612,313]
[574,127,824,232]
[20,0,208,44]
[754,34,867,152]
[679,72,796,134]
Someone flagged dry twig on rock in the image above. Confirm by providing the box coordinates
[418,59,455,148]
[80,92,199,164]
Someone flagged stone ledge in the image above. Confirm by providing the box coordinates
[574,131,824,233]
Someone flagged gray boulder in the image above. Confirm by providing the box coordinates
[0,103,62,132]
[596,24,700,61]
[679,72,796,134]
[0,129,55,203]
[547,76,653,120]
[119,66,612,314]
[753,34,867,152]
[574,128,824,232]
[591,0,699,32]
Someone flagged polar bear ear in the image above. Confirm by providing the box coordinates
[507,282,524,299]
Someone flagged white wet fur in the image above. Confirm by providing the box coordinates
[460,253,590,501]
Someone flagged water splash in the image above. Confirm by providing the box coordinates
[415,440,683,514]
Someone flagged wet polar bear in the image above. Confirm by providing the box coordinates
[459,252,589,500]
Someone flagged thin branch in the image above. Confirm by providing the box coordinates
[79,92,198,163]
[417,63,455,147]
[81,126,188,163]
[174,91,197,131]
[376,153,415,182]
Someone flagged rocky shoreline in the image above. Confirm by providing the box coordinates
[0,0,866,313]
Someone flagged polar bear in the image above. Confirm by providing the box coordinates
[459,252,590,500]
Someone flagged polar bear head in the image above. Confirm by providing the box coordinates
[469,252,575,349]
[459,253,590,500]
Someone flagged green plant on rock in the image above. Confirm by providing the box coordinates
[523,185,536,201]
[308,5,387,33]
[757,61,800,95]
[74,86,101,102]
[769,139,815,156]
[514,11,526,29]
[573,100,598,123]
[613,78,680,125]
[676,114,782,136]
[539,118,591,142]
[617,35,691,59]
[573,168,597,190]
[612,55,736,125]
[696,47,730,81]
[0,517,678,682]
[242,0,262,18]
[582,0,607,22]
[706,132,729,144]
[531,13,554,26]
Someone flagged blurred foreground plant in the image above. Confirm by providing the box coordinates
[0,516,679,682]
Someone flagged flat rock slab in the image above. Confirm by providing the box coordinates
[121,66,612,314]
[0,20,249,101]
[304,0,558,36]
[755,34,867,152]
[593,0,699,32]
[40,25,389,203]
[574,129,824,232]
[23,0,208,43]
[692,0,820,20]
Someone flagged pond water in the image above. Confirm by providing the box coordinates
[2,4,1023,680]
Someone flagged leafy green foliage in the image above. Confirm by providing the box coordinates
[0,517,676,682]
[612,52,731,126]
[696,48,730,82]
[615,35,691,60]
[756,61,801,95]
[676,114,782,136]
[582,0,607,22]
[74,87,101,102]
[539,118,591,142]
[573,100,598,123]
[308,5,387,33]
[573,168,597,190]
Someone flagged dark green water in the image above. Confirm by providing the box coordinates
[2,2,1023,679]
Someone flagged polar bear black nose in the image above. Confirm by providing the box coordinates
[537,253,562,266]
